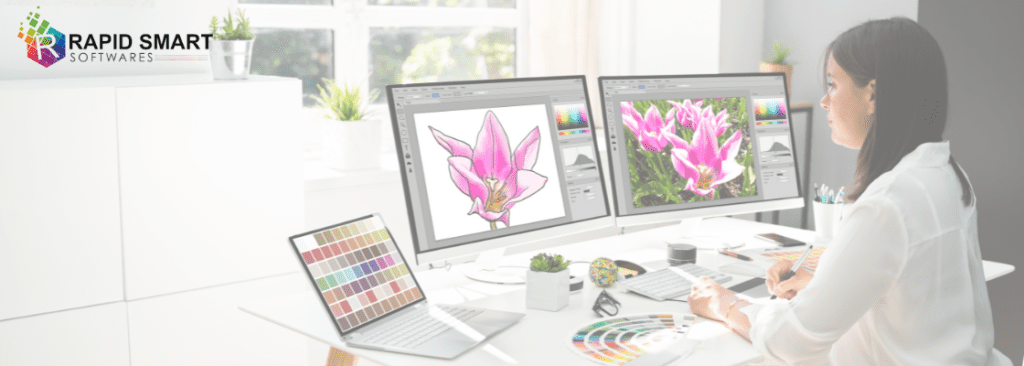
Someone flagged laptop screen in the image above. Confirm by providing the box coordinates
[290,214,426,335]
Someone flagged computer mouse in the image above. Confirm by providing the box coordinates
[719,261,767,277]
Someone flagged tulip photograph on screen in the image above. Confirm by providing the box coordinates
[414,105,566,241]
[622,97,757,207]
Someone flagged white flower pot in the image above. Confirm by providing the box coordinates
[526,269,569,312]
[322,119,381,171]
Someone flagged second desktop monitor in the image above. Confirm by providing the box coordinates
[598,74,802,226]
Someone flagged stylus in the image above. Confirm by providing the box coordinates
[769,245,813,300]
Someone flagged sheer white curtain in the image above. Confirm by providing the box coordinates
[527,0,604,127]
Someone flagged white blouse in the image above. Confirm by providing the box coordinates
[741,142,1012,365]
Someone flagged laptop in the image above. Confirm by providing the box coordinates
[289,213,524,359]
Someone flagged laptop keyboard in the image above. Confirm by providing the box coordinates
[620,263,732,301]
[358,304,483,349]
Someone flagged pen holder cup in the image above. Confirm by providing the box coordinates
[812,201,842,243]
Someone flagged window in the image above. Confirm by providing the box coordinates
[368,26,515,102]
[250,28,333,106]
[240,1,525,108]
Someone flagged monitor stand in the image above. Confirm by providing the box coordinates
[663,217,744,250]
[464,247,526,284]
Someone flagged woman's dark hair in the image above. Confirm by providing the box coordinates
[824,17,972,206]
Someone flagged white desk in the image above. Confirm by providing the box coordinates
[241,218,1015,366]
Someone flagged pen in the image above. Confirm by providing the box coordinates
[770,245,814,300]
[718,249,753,261]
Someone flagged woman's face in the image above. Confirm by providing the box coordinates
[820,55,875,149]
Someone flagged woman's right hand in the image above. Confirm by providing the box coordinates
[765,260,814,299]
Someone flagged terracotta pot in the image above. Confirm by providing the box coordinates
[760,62,793,97]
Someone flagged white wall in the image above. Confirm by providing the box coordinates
[760,0,918,228]
[719,0,765,73]
[633,0,721,75]
[919,1,1024,361]
[0,0,232,80]
[601,0,764,77]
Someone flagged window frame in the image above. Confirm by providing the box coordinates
[238,0,529,111]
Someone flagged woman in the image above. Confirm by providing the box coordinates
[687,17,1012,365]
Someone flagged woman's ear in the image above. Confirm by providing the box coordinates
[866,79,877,115]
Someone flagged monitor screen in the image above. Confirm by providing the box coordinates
[388,76,610,257]
[598,74,801,218]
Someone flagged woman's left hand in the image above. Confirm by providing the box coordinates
[688,276,740,322]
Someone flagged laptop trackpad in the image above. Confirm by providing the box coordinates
[419,332,478,358]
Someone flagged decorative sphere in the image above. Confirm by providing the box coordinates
[588,257,619,287]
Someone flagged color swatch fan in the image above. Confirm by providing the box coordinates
[567,314,696,365]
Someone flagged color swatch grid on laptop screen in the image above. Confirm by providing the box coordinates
[296,217,423,332]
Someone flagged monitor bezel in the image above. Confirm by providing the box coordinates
[597,72,804,222]
[385,75,614,265]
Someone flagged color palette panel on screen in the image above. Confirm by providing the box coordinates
[753,98,788,121]
[554,103,590,131]
[294,216,424,333]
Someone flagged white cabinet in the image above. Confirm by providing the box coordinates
[116,78,304,300]
[0,75,306,365]
[0,302,131,366]
[0,87,124,321]
[126,274,312,366]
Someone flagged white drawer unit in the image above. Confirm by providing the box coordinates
[0,74,304,313]
[116,78,304,300]
[0,86,124,321]
[126,274,311,366]
[0,302,131,366]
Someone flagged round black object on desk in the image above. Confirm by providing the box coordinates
[569,275,584,293]
[667,243,697,265]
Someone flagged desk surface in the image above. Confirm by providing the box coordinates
[241,218,1015,366]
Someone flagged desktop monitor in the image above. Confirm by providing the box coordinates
[597,73,803,245]
[386,76,614,282]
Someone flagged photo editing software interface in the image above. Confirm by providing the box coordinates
[599,75,800,216]
[293,216,423,333]
[390,78,609,254]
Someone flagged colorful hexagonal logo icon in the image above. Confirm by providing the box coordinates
[16,6,65,68]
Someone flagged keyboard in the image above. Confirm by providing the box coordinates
[619,263,732,301]
[356,304,483,350]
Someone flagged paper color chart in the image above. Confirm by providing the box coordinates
[749,247,827,268]
[753,98,788,121]
[294,216,424,333]
[566,314,696,365]
[555,103,590,131]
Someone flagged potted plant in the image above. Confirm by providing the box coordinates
[526,253,570,312]
[760,40,794,97]
[209,9,254,80]
[313,78,382,171]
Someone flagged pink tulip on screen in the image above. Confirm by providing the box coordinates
[622,101,675,152]
[670,112,744,198]
[429,110,548,229]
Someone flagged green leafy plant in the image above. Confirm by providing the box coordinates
[312,78,380,121]
[209,9,253,41]
[529,253,569,273]
[764,40,792,65]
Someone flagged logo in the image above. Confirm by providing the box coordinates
[17,6,65,67]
